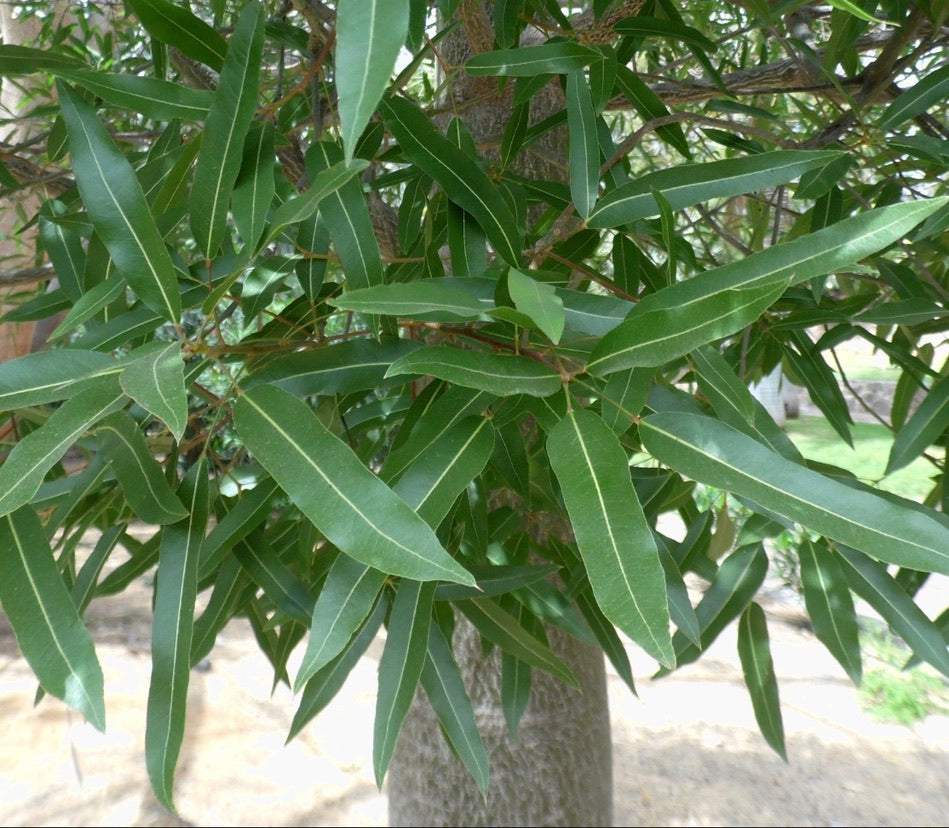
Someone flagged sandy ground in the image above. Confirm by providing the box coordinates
[1,562,947,828]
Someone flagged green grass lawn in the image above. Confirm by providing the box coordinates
[784,415,942,503]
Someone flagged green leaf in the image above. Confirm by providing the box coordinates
[886,374,949,474]
[566,70,599,219]
[288,599,386,742]
[835,545,949,679]
[191,555,249,666]
[48,276,127,342]
[447,204,488,278]
[547,408,674,667]
[434,564,562,602]
[588,150,846,228]
[232,121,275,250]
[380,95,523,266]
[0,350,118,410]
[666,544,769,671]
[330,279,486,322]
[57,81,180,321]
[233,535,315,625]
[0,379,126,518]
[304,142,383,291]
[881,64,949,130]
[295,556,387,690]
[798,538,861,684]
[119,342,188,442]
[456,597,578,688]
[825,0,884,22]
[614,15,719,50]
[689,345,803,462]
[189,3,264,258]
[589,198,948,374]
[336,0,410,161]
[127,0,227,71]
[58,68,213,120]
[374,579,436,786]
[0,507,105,731]
[233,384,475,585]
[261,157,369,251]
[793,152,856,200]
[97,411,188,525]
[0,44,85,74]
[737,603,787,761]
[391,417,496,528]
[465,42,603,76]
[508,269,565,344]
[387,345,561,398]
[640,413,949,575]
[591,277,791,374]
[420,621,489,792]
[613,66,690,159]
[244,337,419,396]
[146,462,208,811]
[199,477,281,578]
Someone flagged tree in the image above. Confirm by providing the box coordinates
[0,0,947,824]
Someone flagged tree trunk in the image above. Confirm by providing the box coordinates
[388,620,612,827]
[387,4,614,825]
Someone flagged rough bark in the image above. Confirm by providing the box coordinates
[388,619,612,827]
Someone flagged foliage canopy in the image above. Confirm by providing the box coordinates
[0,0,947,810]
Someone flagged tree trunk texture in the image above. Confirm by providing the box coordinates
[388,4,614,826]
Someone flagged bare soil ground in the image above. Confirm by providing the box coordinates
[1,564,947,827]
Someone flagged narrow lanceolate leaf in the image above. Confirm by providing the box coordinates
[304,143,382,291]
[387,345,561,398]
[57,82,180,321]
[0,507,105,731]
[420,622,489,793]
[97,411,188,525]
[690,345,803,463]
[835,545,949,679]
[232,536,315,625]
[295,556,387,690]
[329,280,486,322]
[641,413,949,575]
[391,417,495,527]
[591,278,790,374]
[612,16,719,51]
[119,341,188,442]
[798,538,861,684]
[0,379,126,518]
[589,198,949,375]
[613,66,690,159]
[737,603,787,761]
[374,579,436,786]
[0,350,118,410]
[380,95,523,266]
[886,373,949,475]
[126,0,227,71]
[465,42,602,77]
[264,157,368,251]
[336,0,409,161]
[566,70,599,220]
[189,3,264,258]
[244,338,419,396]
[199,477,281,577]
[881,64,949,130]
[547,409,674,667]
[232,121,275,251]
[587,150,846,228]
[288,599,386,742]
[146,462,208,811]
[457,597,578,687]
[0,44,84,75]
[58,68,213,120]
[234,385,475,585]
[508,269,565,344]
[665,544,769,671]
